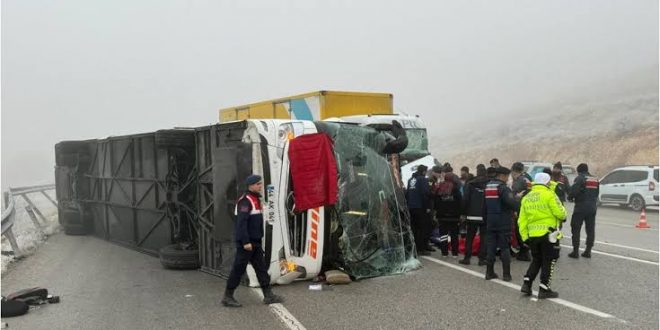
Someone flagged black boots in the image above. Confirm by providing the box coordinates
[485,264,499,280]
[538,285,558,299]
[262,287,284,305]
[521,279,532,296]
[459,258,470,265]
[502,263,512,282]
[568,249,579,259]
[581,249,592,258]
[221,289,242,307]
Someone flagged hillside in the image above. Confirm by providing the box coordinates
[429,92,659,177]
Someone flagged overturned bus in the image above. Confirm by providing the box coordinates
[54,119,420,286]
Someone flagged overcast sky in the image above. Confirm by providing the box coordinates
[2,0,658,189]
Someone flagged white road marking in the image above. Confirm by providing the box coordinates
[421,256,627,323]
[251,288,307,330]
[563,235,659,254]
[598,221,658,231]
[559,245,659,266]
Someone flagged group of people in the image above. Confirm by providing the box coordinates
[405,158,600,298]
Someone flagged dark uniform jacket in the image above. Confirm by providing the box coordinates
[552,174,570,203]
[462,175,489,221]
[235,191,264,247]
[568,173,599,213]
[406,173,430,210]
[512,173,533,196]
[433,174,462,221]
[483,179,519,231]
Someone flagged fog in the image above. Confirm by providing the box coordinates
[2,0,658,190]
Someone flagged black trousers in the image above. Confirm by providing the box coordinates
[513,220,530,255]
[465,222,486,260]
[524,235,560,287]
[571,211,596,250]
[486,230,511,265]
[410,209,431,252]
[438,221,459,255]
[226,244,271,290]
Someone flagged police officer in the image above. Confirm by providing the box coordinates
[406,165,432,256]
[518,173,567,299]
[484,166,518,281]
[567,163,600,259]
[511,162,532,261]
[222,174,284,307]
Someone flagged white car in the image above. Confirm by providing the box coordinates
[522,161,553,178]
[598,165,659,211]
[522,161,576,184]
[561,164,578,185]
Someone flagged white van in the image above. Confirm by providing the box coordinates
[598,165,659,211]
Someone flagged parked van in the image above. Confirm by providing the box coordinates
[599,165,659,211]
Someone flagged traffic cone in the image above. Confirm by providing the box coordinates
[635,208,651,228]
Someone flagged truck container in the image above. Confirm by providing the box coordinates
[219,91,393,123]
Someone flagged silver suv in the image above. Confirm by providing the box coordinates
[599,165,659,211]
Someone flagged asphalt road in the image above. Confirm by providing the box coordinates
[2,205,658,329]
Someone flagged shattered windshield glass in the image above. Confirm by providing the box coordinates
[400,128,430,161]
[315,122,420,279]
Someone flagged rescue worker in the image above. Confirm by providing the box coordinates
[484,166,518,281]
[567,163,600,258]
[222,175,284,307]
[490,158,501,169]
[459,166,489,265]
[518,173,566,299]
[406,165,432,256]
[551,162,570,203]
[511,162,532,261]
[433,165,462,257]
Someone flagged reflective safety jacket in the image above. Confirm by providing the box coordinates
[518,184,567,242]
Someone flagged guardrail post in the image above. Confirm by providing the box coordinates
[20,194,48,224]
[3,192,8,211]
[25,205,44,231]
[4,228,22,258]
[40,191,58,208]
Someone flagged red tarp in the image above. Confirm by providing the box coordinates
[288,133,338,212]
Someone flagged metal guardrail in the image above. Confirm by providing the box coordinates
[1,184,56,257]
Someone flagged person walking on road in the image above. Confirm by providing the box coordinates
[459,166,489,265]
[484,167,518,281]
[518,173,567,299]
[567,163,600,259]
[406,165,432,256]
[222,174,284,307]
